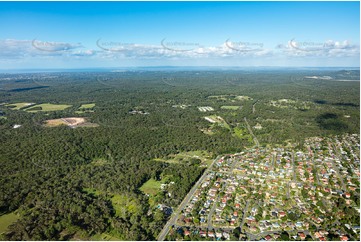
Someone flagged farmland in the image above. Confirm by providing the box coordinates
[24,103,72,112]
[79,103,95,109]
[76,103,96,114]
[221,105,242,110]
[5,102,34,110]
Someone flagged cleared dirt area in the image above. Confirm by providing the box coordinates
[44,117,98,128]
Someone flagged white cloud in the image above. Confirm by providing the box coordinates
[277,39,360,58]
[0,38,359,68]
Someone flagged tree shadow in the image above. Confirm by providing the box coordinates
[316,113,348,131]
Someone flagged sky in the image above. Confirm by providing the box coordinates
[0,1,359,69]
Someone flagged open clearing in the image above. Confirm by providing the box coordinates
[153,150,213,166]
[204,115,230,130]
[268,99,311,110]
[172,104,190,109]
[76,103,95,114]
[44,117,98,128]
[221,105,241,110]
[83,189,141,218]
[208,95,253,102]
[0,212,19,234]
[111,194,142,217]
[24,103,72,112]
[140,174,174,204]
[6,102,35,110]
[92,233,121,241]
[198,106,214,112]
[79,103,95,109]
[140,178,163,196]
[235,95,253,101]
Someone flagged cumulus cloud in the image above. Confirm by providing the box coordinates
[277,38,360,57]
[0,38,358,66]
[0,39,91,59]
[32,39,83,52]
[93,38,272,59]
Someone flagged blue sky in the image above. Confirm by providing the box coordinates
[0,1,359,69]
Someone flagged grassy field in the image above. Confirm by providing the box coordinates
[0,212,19,234]
[208,95,253,102]
[208,95,230,100]
[205,115,231,130]
[154,150,213,166]
[83,188,141,218]
[233,126,252,142]
[111,194,142,217]
[139,175,175,207]
[6,102,34,110]
[221,105,241,110]
[139,178,162,195]
[79,103,95,109]
[75,103,95,114]
[92,232,122,241]
[233,127,245,139]
[25,103,72,112]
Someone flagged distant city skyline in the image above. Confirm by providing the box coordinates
[0,1,359,69]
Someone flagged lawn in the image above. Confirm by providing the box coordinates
[83,188,141,218]
[233,126,252,142]
[221,105,241,110]
[0,212,19,234]
[25,103,72,112]
[76,103,95,114]
[233,127,245,139]
[79,103,95,109]
[6,102,35,110]
[139,178,162,195]
[111,194,142,217]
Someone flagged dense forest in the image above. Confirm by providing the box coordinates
[0,69,359,240]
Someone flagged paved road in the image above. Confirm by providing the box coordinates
[291,152,297,182]
[206,157,238,230]
[271,153,276,170]
[312,157,321,186]
[330,144,347,191]
[239,200,250,233]
[207,179,225,230]
[252,100,258,114]
[157,155,221,241]
[247,229,311,241]
[286,182,290,199]
[244,117,259,147]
